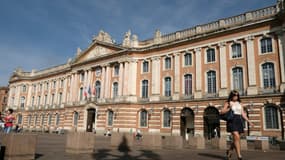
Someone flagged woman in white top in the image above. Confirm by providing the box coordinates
[221,90,254,160]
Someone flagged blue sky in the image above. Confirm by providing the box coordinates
[0,0,277,86]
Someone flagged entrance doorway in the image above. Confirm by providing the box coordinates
[180,108,194,140]
[86,108,96,132]
[204,107,220,139]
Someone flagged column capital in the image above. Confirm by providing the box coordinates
[218,41,226,47]
[151,56,161,61]
[173,52,181,56]
[245,35,254,41]
[194,47,201,52]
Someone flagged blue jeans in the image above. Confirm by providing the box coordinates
[4,126,12,133]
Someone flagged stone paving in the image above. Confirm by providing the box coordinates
[2,133,285,160]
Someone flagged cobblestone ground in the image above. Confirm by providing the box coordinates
[2,133,285,160]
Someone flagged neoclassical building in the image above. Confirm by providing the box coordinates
[7,1,285,140]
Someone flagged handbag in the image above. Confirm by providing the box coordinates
[220,109,234,121]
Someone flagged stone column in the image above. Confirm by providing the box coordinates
[150,57,161,101]
[118,62,124,96]
[173,53,180,100]
[62,77,68,104]
[277,31,285,93]
[26,84,32,110]
[246,36,258,95]
[101,66,106,99]
[127,60,138,102]
[123,62,129,96]
[73,73,79,102]
[194,48,202,98]
[69,74,74,102]
[104,64,111,98]
[218,42,228,97]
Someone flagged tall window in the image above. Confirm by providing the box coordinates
[140,110,148,127]
[95,81,101,98]
[165,57,171,69]
[113,82,118,98]
[53,81,56,89]
[48,114,52,125]
[79,88,83,101]
[41,114,45,126]
[44,95,48,105]
[46,82,49,90]
[58,93,62,104]
[22,85,27,92]
[80,72,85,82]
[265,106,279,129]
[60,79,64,88]
[55,113,60,126]
[18,114,23,124]
[114,65,119,76]
[107,110,114,126]
[143,61,149,73]
[232,43,242,58]
[38,96,41,106]
[261,38,273,53]
[33,85,36,92]
[20,96,25,109]
[142,80,149,98]
[184,53,192,66]
[165,77,171,96]
[232,67,243,92]
[31,96,35,107]
[262,63,275,88]
[34,114,38,126]
[184,74,192,95]
[40,84,43,91]
[207,71,216,93]
[28,115,31,126]
[73,112,79,126]
[207,48,215,62]
[51,94,55,104]
[163,110,171,127]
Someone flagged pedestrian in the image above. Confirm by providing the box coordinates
[220,90,254,160]
[4,108,15,134]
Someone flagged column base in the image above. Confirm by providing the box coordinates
[218,89,228,97]
[194,91,202,99]
[280,83,285,93]
[247,86,258,95]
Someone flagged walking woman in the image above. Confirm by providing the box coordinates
[4,108,15,134]
[220,90,254,160]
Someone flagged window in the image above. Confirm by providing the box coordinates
[44,95,48,105]
[142,80,149,98]
[20,96,25,109]
[31,96,35,107]
[18,114,23,124]
[55,113,60,126]
[48,114,52,125]
[232,67,243,92]
[60,79,64,88]
[46,82,49,90]
[34,114,38,126]
[207,71,216,93]
[41,114,45,126]
[165,77,171,96]
[40,84,43,91]
[95,81,101,98]
[113,82,118,98]
[232,43,242,58]
[143,61,149,73]
[28,115,31,126]
[262,63,275,89]
[79,88,83,101]
[33,85,36,92]
[265,106,279,129]
[165,57,171,69]
[73,112,79,126]
[38,96,41,106]
[163,110,171,127]
[53,81,56,89]
[58,93,62,104]
[184,53,192,66]
[22,85,27,92]
[107,110,114,126]
[114,65,119,76]
[261,38,273,53]
[207,48,215,62]
[80,72,85,82]
[184,74,192,96]
[51,94,55,104]
[140,110,148,127]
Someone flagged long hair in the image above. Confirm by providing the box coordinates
[227,90,241,102]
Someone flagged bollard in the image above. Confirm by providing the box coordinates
[65,132,95,154]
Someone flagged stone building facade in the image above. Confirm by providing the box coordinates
[7,1,285,139]
[0,86,8,112]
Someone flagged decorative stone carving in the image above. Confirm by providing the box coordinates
[123,30,131,47]
[131,34,138,47]
[93,30,113,43]
[154,29,162,44]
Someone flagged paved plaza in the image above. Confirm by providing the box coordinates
[28,133,284,160]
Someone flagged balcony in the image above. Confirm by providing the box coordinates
[181,94,194,100]
[259,87,278,94]
[204,93,218,98]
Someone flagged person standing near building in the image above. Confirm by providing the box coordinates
[4,108,15,134]
[220,90,254,160]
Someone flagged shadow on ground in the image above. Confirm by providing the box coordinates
[93,135,161,160]
[198,153,226,160]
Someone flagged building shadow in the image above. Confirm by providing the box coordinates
[198,153,225,160]
[93,134,161,160]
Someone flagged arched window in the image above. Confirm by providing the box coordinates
[95,81,101,98]
[184,53,192,66]
[260,38,272,53]
[79,87,84,101]
[48,114,52,126]
[22,85,27,92]
[142,80,149,98]
[107,110,114,126]
[232,67,243,92]
[163,110,171,128]
[140,110,148,127]
[143,61,149,73]
[264,106,279,129]
[41,114,45,126]
[262,63,275,88]
[207,48,215,62]
[18,114,23,124]
[58,93,62,104]
[165,57,171,69]
[184,74,192,95]
[114,65,120,76]
[73,112,79,126]
[113,82,118,98]
[232,43,242,58]
[20,96,25,109]
[34,114,38,126]
[55,113,60,126]
[165,77,171,96]
[28,115,32,126]
[207,71,216,93]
